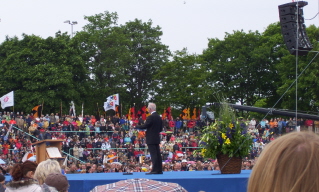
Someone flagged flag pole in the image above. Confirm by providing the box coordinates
[133,103,135,119]
[60,101,62,116]
[41,99,44,116]
[82,103,84,117]
[97,103,100,118]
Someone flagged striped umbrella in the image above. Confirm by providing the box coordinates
[90,178,187,192]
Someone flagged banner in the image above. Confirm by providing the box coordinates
[130,107,136,120]
[180,108,188,120]
[0,91,14,109]
[127,107,131,120]
[162,107,172,120]
[32,105,42,118]
[191,108,197,120]
[166,107,172,120]
[162,108,166,120]
[104,100,115,111]
[127,107,135,120]
[106,94,119,105]
[69,101,76,116]
[137,106,147,120]
[115,105,120,117]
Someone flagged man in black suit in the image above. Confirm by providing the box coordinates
[135,102,163,174]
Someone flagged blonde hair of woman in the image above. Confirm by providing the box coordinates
[248,131,319,192]
[34,159,61,185]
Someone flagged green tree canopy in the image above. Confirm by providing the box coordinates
[154,48,208,113]
[0,33,89,114]
[202,30,279,106]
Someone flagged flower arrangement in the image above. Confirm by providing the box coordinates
[198,102,252,159]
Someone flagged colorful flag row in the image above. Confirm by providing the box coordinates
[126,106,201,121]
[179,107,201,120]
[126,106,151,121]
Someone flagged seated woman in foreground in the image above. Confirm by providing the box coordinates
[248,131,319,192]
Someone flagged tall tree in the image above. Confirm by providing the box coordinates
[75,12,170,113]
[74,11,134,116]
[120,19,171,110]
[0,33,89,114]
[74,11,128,105]
[202,30,278,106]
[154,48,208,112]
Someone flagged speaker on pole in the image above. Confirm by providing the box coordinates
[278,1,313,56]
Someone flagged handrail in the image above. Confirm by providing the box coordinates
[47,130,115,132]
[9,125,85,163]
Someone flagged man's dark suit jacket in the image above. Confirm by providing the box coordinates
[135,112,162,144]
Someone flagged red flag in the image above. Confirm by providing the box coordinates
[115,106,120,117]
[137,106,147,120]
[166,107,172,120]
[130,107,136,119]
[162,107,172,120]
[127,107,131,120]
[162,108,167,120]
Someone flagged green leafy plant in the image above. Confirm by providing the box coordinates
[198,102,252,158]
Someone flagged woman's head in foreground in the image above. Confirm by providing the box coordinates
[248,131,319,192]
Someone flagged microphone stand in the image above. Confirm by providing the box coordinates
[123,166,133,175]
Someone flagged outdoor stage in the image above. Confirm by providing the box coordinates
[65,170,251,192]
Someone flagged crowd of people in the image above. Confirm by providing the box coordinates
[0,110,316,178]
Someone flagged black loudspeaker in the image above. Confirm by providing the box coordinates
[278,1,313,56]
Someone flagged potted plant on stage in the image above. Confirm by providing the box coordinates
[198,102,252,174]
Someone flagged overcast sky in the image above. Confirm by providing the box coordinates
[0,0,318,54]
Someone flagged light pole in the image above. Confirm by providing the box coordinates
[64,20,77,38]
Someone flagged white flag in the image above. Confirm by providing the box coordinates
[63,155,68,167]
[69,101,76,116]
[104,100,115,111]
[106,94,119,105]
[0,91,14,109]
